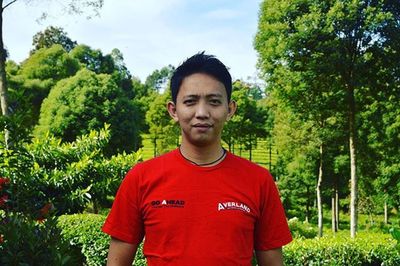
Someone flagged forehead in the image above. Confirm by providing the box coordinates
[178,73,227,99]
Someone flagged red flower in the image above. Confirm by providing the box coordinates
[0,177,10,185]
[0,177,10,191]
[36,202,54,221]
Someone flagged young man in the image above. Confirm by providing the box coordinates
[102,52,292,266]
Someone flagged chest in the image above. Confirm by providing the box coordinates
[139,171,261,236]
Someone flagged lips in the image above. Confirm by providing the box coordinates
[193,123,212,128]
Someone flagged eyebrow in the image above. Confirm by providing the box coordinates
[183,93,223,99]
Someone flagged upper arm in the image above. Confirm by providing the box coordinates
[255,248,283,266]
[107,237,138,266]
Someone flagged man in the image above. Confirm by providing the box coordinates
[102,52,292,266]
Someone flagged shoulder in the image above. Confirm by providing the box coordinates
[226,152,271,176]
[124,149,178,180]
[131,149,178,170]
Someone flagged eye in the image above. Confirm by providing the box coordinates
[209,99,222,105]
[183,99,196,105]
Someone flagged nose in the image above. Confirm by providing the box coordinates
[195,101,210,119]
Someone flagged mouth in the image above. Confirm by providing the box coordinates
[192,123,213,129]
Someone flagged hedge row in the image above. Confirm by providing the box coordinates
[284,231,400,266]
[57,213,146,266]
[57,214,399,266]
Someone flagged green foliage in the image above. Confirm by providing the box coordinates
[223,80,267,154]
[70,44,115,74]
[145,64,175,93]
[284,231,400,265]
[145,90,179,155]
[288,217,318,239]
[57,213,109,266]
[20,44,80,82]
[35,68,142,154]
[1,126,141,215]
[0,212,74,265]
[58,213,147,266]
[390,228,400,252]
[31,26,77,53]
[255,0,400,226]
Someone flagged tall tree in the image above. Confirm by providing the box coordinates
[15,44,80,127]
[145,90,179,156]
[255,0,400,238]
[145,65,175,93]
[222,80,267,156]
[0,0,104,147]
[34,68,142,155]
[31,26,77,53]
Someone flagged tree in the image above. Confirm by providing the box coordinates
[0,0,104,147]
[145,90,179,156]
[31,26,77,54]
[222,80,267,157]
[255,0,400,238]
[34,68,142,155]
[70,44,114,74]
[272,105,319,222]
[145,65,175,93]
[15,44,80,127]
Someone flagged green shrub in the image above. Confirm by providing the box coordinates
[58,213,109,266]
[58,213,146,266]
[288,217,318,239]
[0,212,74,265]
[283,231,400,265]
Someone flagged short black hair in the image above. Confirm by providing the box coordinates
[170,52,232,103]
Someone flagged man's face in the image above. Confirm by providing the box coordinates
[168,73,236,147]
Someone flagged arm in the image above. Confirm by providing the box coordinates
[255,248,283,266]
[106,237,138,266]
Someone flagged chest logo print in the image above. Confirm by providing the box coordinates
[151,199,185,208]
[218,201,251,213]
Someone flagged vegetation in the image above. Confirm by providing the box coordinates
[255,0,400,237]
[0,0,399,263]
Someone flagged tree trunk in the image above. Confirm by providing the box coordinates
[317,144,323,237]
[332,178,339,232]
[348,87,358,238]
[335,184,339,230]
[153,137,157,157]
[384,199,388,225]
[269,139,272,170]
[305,186,310,223]
[0,5,10,148]
[331,194,336,233]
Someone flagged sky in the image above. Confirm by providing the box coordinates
[5,0,262,82]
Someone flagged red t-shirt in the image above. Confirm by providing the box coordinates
[102,149,292,266]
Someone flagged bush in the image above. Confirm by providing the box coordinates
[0,212,74,265]
[0,126,141,216]
[58,213,146,266]
[283,231,400,265]
[288,217,318,239]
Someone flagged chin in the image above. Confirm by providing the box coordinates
[186,136,215,147]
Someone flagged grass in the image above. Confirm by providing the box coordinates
[140,134,278,169]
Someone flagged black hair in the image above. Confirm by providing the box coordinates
[170,52,232,103]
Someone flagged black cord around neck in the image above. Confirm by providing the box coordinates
[179,147,226,166]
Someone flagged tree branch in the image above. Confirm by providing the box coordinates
[3,0,18,10]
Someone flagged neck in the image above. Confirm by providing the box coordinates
[179,141,225,166]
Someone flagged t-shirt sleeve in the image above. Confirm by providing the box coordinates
[102,166,144,245]
[254,172,292,250]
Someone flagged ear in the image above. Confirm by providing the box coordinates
[226,100,237,121]
[167,101,179,122]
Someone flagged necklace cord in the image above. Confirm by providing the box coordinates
[179,147,226,166]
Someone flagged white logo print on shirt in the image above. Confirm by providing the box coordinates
[217,201,251,213]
